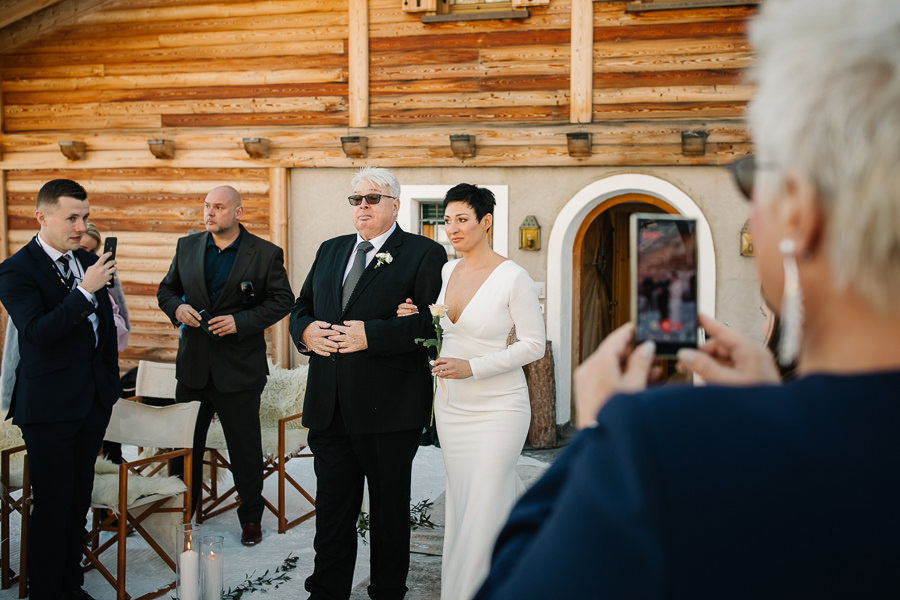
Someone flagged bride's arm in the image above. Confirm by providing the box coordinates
[468,268,545,379]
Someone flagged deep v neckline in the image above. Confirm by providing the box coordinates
[445,259,509,325]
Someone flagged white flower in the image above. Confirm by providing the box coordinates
[375,252,393,269]
[429,304,449,318]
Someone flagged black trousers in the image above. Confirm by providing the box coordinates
[305,403,421,600]
[176,380,265,525]
[19,400,110,599]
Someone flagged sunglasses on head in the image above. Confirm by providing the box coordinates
[347,193,396,206]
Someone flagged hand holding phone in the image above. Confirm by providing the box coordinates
[197,309,215,337]
[103,236,117,287]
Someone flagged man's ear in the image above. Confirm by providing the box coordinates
[234,204,244,219]
[780,170,824,259]
[35,209,45,227]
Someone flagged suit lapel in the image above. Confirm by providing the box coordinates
[190,233,212,309]
[213,227,256,312]
[26,236,73,296]
[342,226,405,316]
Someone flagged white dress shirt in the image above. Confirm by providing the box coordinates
[342,222,397,284]
[36,234,99,341]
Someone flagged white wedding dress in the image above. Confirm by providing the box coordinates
[434,259,546,600]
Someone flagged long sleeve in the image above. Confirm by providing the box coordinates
[468,267,545,380]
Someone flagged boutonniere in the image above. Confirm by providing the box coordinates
[374,251,393,269]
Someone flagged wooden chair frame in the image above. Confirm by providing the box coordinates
[198,412,315,533]
[82,448,193,600]
[1,444,29,598]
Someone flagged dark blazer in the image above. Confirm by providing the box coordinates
[290,225,446,434]
[157,226,294,392]
[476,372,900,599]
[0,237,120,424]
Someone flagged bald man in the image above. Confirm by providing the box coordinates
[158,186,293,545]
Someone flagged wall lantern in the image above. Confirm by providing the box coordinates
[340,136,368,158]
[449,134,476,159]
[148,139,175,159]
[519,215,541,251]
[59,141,87,161]
[566,132,592,158]
[681,130,709,156]
[242,137,271,159]
[740,219,754,256]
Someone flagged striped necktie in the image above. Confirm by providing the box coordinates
[57,255,75,290]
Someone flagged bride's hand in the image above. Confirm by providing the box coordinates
[431,357,472,379]
[396,297,418,317]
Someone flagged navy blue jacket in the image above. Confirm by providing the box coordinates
[0,237,120,425]
[477,372,900,599]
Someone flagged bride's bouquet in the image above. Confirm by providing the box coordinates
[415,304,449,425]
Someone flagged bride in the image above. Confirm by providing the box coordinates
[398,183,545,599]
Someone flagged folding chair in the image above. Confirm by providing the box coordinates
[82,399,200,600]
[0,418,28,598]
[199,362,315,533]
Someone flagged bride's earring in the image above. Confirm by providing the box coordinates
[778,238,803,366]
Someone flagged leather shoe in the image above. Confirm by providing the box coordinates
[241,521,262,546]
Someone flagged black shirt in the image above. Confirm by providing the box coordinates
[204,228,241,306]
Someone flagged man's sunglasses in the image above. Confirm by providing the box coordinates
[347,193,396,206]
[727,154,757,201]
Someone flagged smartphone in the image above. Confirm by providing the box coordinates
[103,236,117,287]
[630,213,699,357]
[197,309,214,337]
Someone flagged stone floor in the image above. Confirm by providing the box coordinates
[349,436,571,600]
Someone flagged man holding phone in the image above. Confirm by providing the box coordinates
[157,185,293,546]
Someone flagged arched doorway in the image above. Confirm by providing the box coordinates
[547,174,717,425]
[573,194,674,364]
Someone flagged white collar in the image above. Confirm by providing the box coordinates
[356,221,397,253]
[36,233,72,263]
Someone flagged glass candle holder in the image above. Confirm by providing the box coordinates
[201,535,225,600]
[176,523,201,600]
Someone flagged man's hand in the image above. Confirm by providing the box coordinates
[79,251,116,294]
[175,303,202,327]
[301,321,338,357]
[675,314,781,384]
[574,323,656,429]
[209,314,237,337]
[330,321,368,353]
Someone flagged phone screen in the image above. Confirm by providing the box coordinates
[630,214,698,356]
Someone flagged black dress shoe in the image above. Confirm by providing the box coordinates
[241,521,262,546]
[68,588,97,600]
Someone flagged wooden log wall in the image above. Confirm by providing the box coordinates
[4,167,272,371]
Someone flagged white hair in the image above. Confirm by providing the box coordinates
[351,167,401,199]
[748,0,900,316]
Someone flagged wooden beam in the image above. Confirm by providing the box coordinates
[0,0,61,31]
[0,171,8,261]
[0,0,119,55]
[348,0,369,128]
[268,167,291,368]
[570,0,593,123]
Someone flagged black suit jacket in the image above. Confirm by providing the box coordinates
[157,226,294,392]
[0,237,120,424]
[290,226,446,434]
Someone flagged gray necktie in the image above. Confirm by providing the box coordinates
[342,241,374,309]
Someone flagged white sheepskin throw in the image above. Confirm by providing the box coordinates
[92,457,187,509]
[0,418,25,490]
[259,360,308,428]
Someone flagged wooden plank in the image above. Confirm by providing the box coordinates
[6,177,268,194]
[0,0,62,30]
[161,111,348,128]
[348,0,369,128]
[0,0,118,54]
[268,167,290,368]
[571,0,593,123]
[369,90,569,110]
[369,29,571,52]
[479,75,569,92]
[371,49,479,67]
[77,0,343,24]
[370,105,568,124]
[369,78,481,94]
[5,167,268,181]
[0,172,8,262]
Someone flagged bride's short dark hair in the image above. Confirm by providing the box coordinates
[443,183,495,222]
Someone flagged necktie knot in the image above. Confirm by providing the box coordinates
[357,241,374,254]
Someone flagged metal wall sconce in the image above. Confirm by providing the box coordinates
[681,130,709,156]
[740,219,754,256]
[519,215,541,251]
[148,139,175,159]
[566,132,592,157]
[340,136,368,158]
[59,141,86,161]
[242,137,271,159]
[449,134,476,159]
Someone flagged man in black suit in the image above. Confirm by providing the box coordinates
[291,167,446,599]
[157,185,293,546]
[0,179,119,600]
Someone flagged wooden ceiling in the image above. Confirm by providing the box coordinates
[0,0,120,55]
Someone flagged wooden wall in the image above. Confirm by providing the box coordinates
[4,167,271,371]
